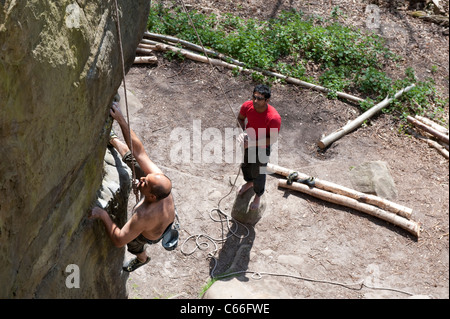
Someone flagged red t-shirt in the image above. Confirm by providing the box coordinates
[239,100,281,142]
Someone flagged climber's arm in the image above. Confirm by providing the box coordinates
[110,102,163,175]
[89,207,144,247]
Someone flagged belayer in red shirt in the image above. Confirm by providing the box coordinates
[237,84,281,210]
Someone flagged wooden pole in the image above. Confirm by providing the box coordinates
[136,47,155,56]
[267,163,413,219]
[415,115,449,135]
[318,84,416,149]
[258,69,364,103]
[138,43,155,50]
[278,179,421,237]
[143,41,245,72]
[407,129,449,159]
[407,115,449,145]
[143,36,365,104]
[134,56,158,64]
[143,32,246,67]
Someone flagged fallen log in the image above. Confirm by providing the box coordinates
[259,69,364,103]
[136,47,154,56]
[440,140,450,151]
[407,129,449,159]
[407,116,449,145]
[133,56,157,64]
[138,42,155,50]
[143,32,246,67]
[144,37,364,104]
[318,84,416,149]
[144,40,246,72]
[278,179,421,237]
[414,115,449,136]
[267,163,413,219]
[408,10,449,27]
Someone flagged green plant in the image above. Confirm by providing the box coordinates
[148,4,448,126]
[198,277,218,298]
[430,65,438,74]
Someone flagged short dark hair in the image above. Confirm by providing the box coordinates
[253,84,271,99]
[151,175,172,200]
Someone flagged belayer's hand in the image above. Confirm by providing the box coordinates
[237,132,249,149]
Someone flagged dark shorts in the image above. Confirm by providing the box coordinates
[127,222,179,254]
[241,146,271,197]
[127,223,173,254]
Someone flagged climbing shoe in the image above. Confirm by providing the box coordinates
[122,257,150,272]
[110,128,118,141]
[108,128,118,147]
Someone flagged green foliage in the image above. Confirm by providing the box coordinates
[148,4,448,125]
[356,67,392,97]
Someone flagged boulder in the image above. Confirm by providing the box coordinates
[231,188,266,225]
[350,161,398,200]
[0,0,150,298]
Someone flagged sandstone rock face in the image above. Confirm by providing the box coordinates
[0,0,150,298]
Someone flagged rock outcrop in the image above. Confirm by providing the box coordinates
[350,161,398,200]
[0,0,150,298]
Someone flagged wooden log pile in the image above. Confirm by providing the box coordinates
[407,115,449,159]
[267,163,421,238]
[133,39,158,65]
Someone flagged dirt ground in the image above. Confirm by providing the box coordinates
[117,0,449,299]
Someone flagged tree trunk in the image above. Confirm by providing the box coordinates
[278,179,421,237]
[267,163,413,219]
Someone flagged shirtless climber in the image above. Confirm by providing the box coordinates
[90,101,177,272]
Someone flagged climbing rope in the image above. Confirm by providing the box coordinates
[180,208,250,258]
[175,0,249,259]
[113,0,139,204]
[177,0,242,127]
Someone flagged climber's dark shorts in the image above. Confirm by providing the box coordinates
[122,151,146,179]
[127,223,178,254]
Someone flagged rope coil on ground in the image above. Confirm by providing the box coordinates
[179,208,250,260]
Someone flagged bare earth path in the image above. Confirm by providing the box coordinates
[116,0,448,300]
